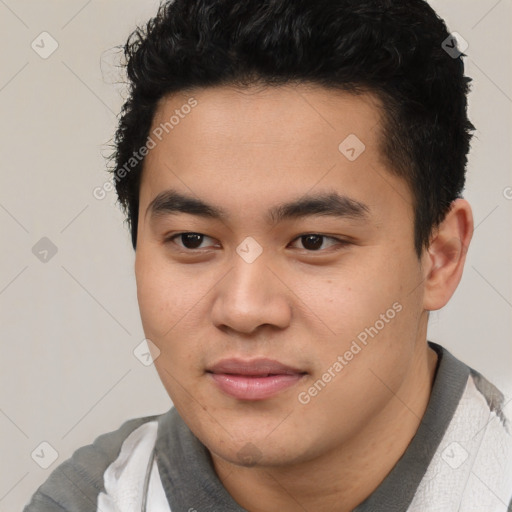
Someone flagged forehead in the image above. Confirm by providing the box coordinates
[150,83,383,151]
[139,84,412,226]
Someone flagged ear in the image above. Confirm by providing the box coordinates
[422,199,474,311]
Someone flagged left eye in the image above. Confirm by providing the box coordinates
[289,234,345,251]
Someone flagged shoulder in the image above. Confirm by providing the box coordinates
[429,341,509,429]
[23,412,166,512]
[418,343,512,509]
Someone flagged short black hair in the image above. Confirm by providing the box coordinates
[110,0,474,257]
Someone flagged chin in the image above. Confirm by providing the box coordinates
[208,441,299,469]
[195,419,315,470]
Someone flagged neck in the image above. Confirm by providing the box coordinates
[211,342,439,512]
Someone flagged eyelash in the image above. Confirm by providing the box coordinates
[165,232,350,252]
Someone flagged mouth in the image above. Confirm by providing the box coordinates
[206,358,307,401]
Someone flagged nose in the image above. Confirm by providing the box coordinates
[210,254,292,335]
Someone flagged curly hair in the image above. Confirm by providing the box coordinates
[109,0,474,257]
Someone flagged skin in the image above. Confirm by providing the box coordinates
[134,83,473,511]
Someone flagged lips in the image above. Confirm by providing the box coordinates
[207,358,306,400]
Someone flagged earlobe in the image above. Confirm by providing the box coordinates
[423,199,474,311]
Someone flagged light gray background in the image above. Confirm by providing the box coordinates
[0,1,511,509]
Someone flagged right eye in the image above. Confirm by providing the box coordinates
[166,232,219,250]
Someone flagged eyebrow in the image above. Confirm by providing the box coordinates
[147,188,370,225]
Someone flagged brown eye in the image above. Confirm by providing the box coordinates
[290,234,344,251]
[301,235,323,250]
[179,233,204,249]
[168,232,216,250]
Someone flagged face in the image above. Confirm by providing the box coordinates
[135,84,429,467]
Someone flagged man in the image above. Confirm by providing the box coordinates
[24,0,512,510]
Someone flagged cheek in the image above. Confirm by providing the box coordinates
[286,256,401,337]
[134,247,219,385]
[136,271,171,338]
[288,248,422,369]
[135,248,195,339]
[135,252,203,399]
